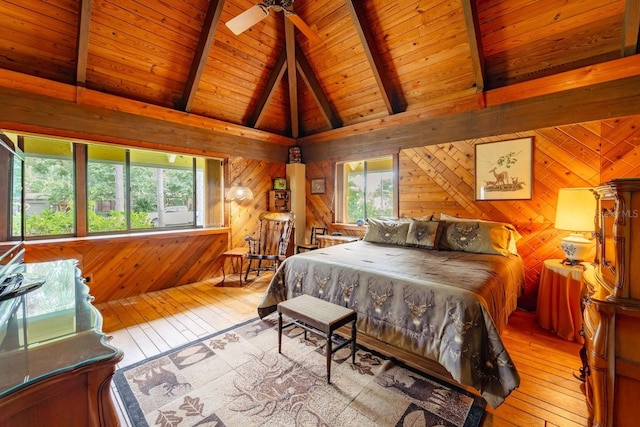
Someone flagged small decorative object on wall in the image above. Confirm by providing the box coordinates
[273,177,287,190]
[288,146,302,163]
[475,137,533,200]
[311,178,325,194]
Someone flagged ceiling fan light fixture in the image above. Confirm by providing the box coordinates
[227,0,320,44]
[225,4,269,35]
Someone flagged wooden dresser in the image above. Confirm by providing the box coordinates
[582,179,640,427]
[0,260,123,427]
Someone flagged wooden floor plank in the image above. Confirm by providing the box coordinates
[97,272,590,427]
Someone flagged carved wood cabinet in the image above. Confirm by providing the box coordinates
[582,179,640,427]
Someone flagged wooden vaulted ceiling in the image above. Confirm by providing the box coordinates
[1,0,640,156]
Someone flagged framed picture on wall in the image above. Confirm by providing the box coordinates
[310,178,325,194]
[475,137,533,200]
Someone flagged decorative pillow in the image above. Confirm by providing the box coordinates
[439,213,521,255]
[363,218,410,245]
[438,220,512,256]
[405,220,440,249]
[377,215,431,222]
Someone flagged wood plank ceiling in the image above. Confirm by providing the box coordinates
[0,0,639,142]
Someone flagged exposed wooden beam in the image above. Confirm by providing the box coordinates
[622,0,640,56]
[345,0,406,115]
[299,55,640,146]
[75,0,92,85]
[461,0,486,106]
[485,55,640,106]
[300,74,640,162]
[285,18,299,138]
[295,45,341,130]
[0,68,293,146]
[0,86,290,163]
[247,50,287,128]
[180,0,225,112]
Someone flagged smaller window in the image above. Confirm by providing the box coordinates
[335,155,397,223]
[87,145,127,232]
[24,138,75,237]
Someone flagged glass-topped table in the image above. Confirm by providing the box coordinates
[0,260,123,427]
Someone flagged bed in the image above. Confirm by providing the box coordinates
[257,217,525,408]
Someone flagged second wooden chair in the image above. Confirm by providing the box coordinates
[296,226,327,253]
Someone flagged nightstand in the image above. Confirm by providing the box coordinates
[535,258,587,343]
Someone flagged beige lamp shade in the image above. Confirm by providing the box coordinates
[554,188,596,263]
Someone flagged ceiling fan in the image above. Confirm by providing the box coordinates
[226,0,321,44]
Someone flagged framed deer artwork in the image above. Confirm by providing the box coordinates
[475,137,533,200]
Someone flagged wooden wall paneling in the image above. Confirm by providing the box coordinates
[301,159,366,238]
[302,160,334,237]
[24,229,229,304]
[399,150,465,218]
[227,157,286,249]
[600,116,640,181]
[205,158,224,227]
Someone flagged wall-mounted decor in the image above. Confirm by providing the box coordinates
[311,178,325,194]
[288,146,302,163]
[475,137,533,200]
[273,177,287,190]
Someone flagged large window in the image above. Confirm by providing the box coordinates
[88,147,204,232]
[20,133,220,238]
[336,156,397,223]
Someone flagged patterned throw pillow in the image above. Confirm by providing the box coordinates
[405,220,440,249]
[438,220,512,256]
[439,213,521,255]
[363,218,410,245]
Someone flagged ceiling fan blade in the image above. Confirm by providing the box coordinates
[225,4,269,35]
[284,11,321,45]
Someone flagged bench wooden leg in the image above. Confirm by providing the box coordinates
[351,321,356,364]
[326,330,332,384]
[278,312,283,353]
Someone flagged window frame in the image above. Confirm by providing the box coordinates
[23,136,76,239]
[18,133,224,240]
[334,154,399,223]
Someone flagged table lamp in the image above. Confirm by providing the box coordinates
[554,187,597,264]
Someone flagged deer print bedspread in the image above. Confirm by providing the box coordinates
[257,240,525,408]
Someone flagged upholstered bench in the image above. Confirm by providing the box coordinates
[277,294,357,383]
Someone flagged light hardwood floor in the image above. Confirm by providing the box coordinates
[96,272,590,427]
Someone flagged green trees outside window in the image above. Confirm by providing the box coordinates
[23,135,212,237]
[24,138,75,237]
[337,156,396,223]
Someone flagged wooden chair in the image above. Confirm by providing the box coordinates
[296,226,327,253]
[244,211,295,281]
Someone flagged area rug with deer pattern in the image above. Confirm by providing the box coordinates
[114,315,486,427]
